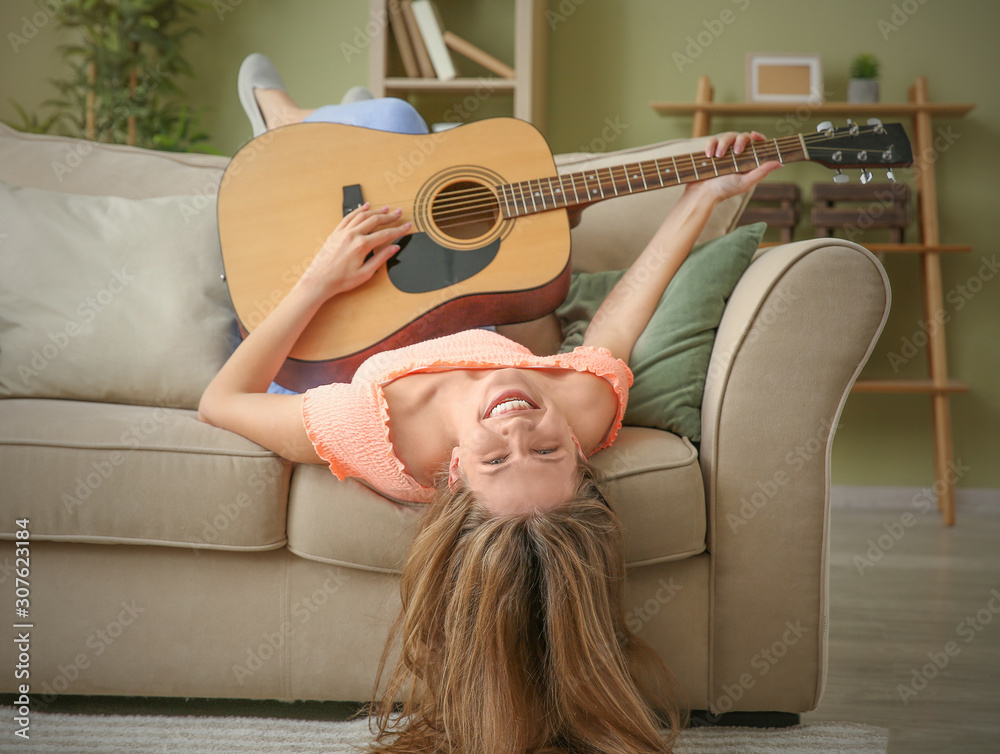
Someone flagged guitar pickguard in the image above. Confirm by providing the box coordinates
[387,232,500,293]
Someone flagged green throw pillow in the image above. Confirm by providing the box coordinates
[556,222,766,443]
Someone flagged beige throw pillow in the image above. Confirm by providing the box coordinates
[0,180,235,409]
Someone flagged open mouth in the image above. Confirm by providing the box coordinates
[483,390,539,420]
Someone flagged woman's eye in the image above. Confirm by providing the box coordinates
[487,456,506,465]
[536,448,556,455]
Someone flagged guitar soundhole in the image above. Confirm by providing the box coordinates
[431,180,499,241]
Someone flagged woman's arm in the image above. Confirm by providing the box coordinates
[581,131,781,363]
[198,204,409,462]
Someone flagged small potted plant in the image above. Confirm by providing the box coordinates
[848,53,880,103]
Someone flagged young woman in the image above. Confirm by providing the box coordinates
[200,54,780,753]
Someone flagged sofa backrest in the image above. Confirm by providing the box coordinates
[0,124,748,411]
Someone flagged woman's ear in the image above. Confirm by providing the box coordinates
[448,447,462,490]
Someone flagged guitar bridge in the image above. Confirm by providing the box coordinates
[342,184,365,217]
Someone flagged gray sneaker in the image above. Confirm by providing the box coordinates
[237,53,287,137]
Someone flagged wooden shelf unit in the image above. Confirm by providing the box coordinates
[368,0,548,132]
[652,76,975,525]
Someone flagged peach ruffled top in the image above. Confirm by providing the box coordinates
[301,329,632,504]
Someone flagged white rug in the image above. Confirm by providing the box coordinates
[1,711,889,753]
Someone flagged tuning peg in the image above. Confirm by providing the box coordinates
[833,169,849,184]
[867,117,886,134]
[817,121,834,136]
[846,119,860,136]
[860,169,874,184]
[886,169,896,183]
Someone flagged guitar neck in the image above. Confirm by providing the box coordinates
[497,134,809,218]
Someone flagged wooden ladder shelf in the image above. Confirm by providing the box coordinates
[652,76,975,524]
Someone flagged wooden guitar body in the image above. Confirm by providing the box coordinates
[218,116,912,389]
[217,118,571,389]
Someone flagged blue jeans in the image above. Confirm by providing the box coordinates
[303,97,428,134]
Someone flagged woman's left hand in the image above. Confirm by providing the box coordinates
[684,130,782,203]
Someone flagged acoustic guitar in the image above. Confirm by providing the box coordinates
[217,117,912,389]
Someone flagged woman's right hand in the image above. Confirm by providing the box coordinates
[297,203,411,300]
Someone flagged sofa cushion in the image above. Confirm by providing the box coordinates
[556,137,752,274]
[285,427,705,574]
[0,399,289,551]
[0,122,227,198]
[0,180,235,409]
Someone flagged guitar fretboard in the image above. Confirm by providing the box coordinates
[497,135,808,219]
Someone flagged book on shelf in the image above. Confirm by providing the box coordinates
[388,1,517,83]
[410,0,457,81]
[399,0,436,78]
[443,30,515,79]
[387,0,419,77]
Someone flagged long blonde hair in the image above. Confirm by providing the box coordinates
[366,464,684,753]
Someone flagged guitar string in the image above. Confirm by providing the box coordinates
[426,126,900,206]
[427,131,901,218]
[429,153,895,226]
[429,144,903,228]
[369,127,906,227]
[375,128,897,217]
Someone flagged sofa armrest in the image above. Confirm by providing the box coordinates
[699,239,890,713]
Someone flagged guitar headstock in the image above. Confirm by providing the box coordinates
[806,120,913,183]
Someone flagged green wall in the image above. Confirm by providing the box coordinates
[2,0,998,491]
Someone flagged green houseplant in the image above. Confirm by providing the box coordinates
[8,0,212,152]
[847,53,881,103]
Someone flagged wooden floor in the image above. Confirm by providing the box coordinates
[802,505,1000,753]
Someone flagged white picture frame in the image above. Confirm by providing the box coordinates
[745,53,823,103]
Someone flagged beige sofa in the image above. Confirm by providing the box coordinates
[0,122,889,719]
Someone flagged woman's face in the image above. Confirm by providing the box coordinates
[451,369,582,515]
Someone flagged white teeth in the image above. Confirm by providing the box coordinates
[489,399,533,418]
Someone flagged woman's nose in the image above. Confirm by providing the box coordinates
[495,415,534,441]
